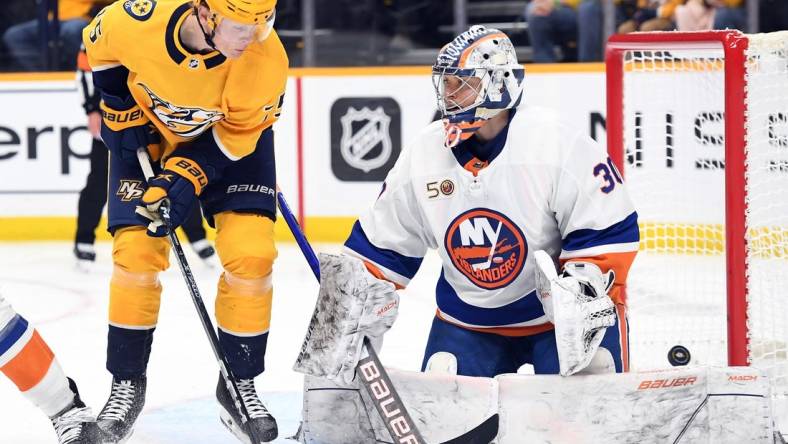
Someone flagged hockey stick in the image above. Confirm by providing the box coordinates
[136,148,262,443]
[276,189,500,444]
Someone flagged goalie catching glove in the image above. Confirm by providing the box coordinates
[135,156,207,236]
[293,253,399,384]
[533,250,616,376]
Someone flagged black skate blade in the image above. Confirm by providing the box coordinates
[220,409,253,444]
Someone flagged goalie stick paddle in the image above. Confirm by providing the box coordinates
[276,188,500,444]
[136,148,263,443]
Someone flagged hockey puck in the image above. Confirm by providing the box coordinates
[668,345,691,366]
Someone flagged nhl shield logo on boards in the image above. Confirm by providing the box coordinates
[340,106,391,173]
[444,208,527,290]
[330,97,401,182]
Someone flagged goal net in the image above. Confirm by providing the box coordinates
[605,30,788,393]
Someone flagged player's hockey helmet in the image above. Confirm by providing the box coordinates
[432,25,525,148]
[197,0,277,42]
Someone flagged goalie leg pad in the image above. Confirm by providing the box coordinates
[496,367,774,443]
[299,370,499,444]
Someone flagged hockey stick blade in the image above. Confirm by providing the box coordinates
[137,148,267,443]
[276,188,500,444]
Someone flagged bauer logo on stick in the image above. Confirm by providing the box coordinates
[444,208,527,289]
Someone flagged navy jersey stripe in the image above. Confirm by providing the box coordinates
[562,211,640,252]
[436,272,545,326]
[344,221,423,280]
[0,315,28,356]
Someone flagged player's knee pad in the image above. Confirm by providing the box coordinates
[110,227,169,329]
[216,271,273,335]
[577,348,616,375]
[425,351,458,375]
[214,212,277,335]
[214,212,277,280]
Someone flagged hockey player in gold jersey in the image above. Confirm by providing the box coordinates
[82,0,287,442]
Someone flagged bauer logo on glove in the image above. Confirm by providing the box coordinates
[134,156,206,237]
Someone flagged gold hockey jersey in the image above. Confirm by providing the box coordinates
[82,0,288,160]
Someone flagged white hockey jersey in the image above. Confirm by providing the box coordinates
[344,106,639,336]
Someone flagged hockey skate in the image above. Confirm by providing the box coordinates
[191,239,217,268]
[216,375,278,443]
[74,243,96,273]
[96,376,146,444]
[51,378,102,444]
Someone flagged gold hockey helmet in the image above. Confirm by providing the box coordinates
[195,0,276,43]
[202,0,275,25]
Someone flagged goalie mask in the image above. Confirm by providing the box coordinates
[194,0,277,50]
[432,25,525,148]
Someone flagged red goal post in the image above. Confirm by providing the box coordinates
[605,30,788,374]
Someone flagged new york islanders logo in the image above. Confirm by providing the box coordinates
[444,208,527,290]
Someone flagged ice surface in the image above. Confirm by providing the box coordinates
[0,242,441,443]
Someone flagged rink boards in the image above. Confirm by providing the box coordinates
[0,65,607,241]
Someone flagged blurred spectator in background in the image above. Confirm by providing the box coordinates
[712,0,746,30]
[2,0,110,71]
[618,0,682,33]
[674,0,716,31]
[525,0,580,62]
[577,0,628,61]
[72,45,216,271]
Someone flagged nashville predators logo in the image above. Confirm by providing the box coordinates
[124,0,156,21]
[444,208,527,290]
[139,84,224,138]
[117,180,145,202]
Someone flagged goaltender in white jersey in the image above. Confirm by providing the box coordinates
[343,25,640,378]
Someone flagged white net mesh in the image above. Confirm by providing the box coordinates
[615,32,788,387]
[743,32,788,393]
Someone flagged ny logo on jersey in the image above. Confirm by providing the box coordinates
[117,180,145,202]
[444,208,527,290]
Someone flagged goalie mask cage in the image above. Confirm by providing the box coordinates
[606,30,788,383]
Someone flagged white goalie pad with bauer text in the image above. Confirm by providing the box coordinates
[496,366,776,443]
[299,366,776,443]
[298,371,498,444]
[533,250,616,376]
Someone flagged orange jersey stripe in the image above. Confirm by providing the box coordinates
[363,260,405,290]
[616,304,630,372]
[561,251,637,305]
[0,331,55,392]
[436,310,554,337]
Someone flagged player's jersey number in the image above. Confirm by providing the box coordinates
[593,157,623,193]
